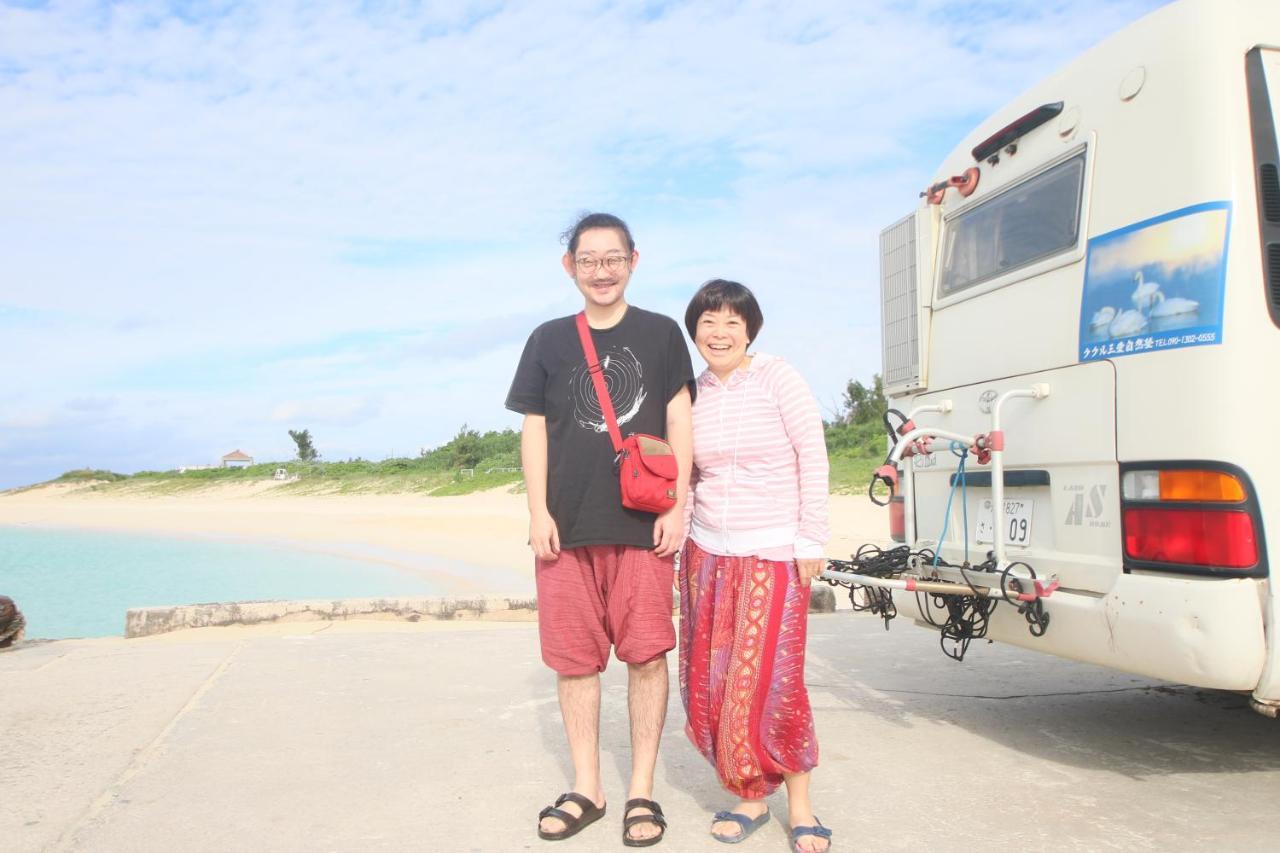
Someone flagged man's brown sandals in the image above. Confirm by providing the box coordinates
[537,792,606,841]
[622,798,667,847]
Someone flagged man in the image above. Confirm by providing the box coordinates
[506,212,694,846]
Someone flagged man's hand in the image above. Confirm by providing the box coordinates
[795,557,826,587]
[530,509,561,561]
[652,505,685,558]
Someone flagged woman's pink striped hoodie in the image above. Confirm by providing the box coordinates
[686,353,830,560]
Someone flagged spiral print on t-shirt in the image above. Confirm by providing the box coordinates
[569,346,648,433]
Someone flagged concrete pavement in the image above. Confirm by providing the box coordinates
[4,612,1280,852]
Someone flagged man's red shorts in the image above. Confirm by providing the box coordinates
[535,544,675,676]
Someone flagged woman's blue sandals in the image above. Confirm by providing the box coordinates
[790,818,833,852]
[710,808,771,843]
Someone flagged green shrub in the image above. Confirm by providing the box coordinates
[420,426,520,472]
[54,468,127,482]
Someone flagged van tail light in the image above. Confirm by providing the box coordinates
[1123,507,1258,568]
[889,495,905,543]
[1122,469,1246,502]
[1120,464,1264,575]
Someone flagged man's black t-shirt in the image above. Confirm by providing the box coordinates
[505,306,696,549]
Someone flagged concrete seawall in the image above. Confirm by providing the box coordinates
[125,595,539,638]
[124,585,838,638]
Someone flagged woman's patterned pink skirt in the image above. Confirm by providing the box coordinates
[678,539,819,799]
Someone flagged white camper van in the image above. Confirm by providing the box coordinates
[873,0,1280,715]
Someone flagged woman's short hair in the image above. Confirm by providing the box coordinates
[684,279,764,344]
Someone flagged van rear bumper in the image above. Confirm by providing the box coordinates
[897,573,1266,690]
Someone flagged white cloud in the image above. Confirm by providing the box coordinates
[0,0,1172,486]
[269,394,382,426]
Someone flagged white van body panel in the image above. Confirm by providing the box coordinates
[910,361,1120,594]
[893,575,1267,690]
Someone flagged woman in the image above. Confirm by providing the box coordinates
[679,280,832,852]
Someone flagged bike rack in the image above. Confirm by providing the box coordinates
[821,383,1057,605]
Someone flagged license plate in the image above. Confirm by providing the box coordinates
[975,498,1034,546]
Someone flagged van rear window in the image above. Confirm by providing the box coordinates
[939,152,1086,296]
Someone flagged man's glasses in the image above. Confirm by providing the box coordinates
[575,255,630,274]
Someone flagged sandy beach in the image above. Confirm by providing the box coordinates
[0,481,891,587]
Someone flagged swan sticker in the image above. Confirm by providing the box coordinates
[1078,201,1230,362]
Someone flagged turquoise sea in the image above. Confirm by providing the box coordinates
[0,526,474,639]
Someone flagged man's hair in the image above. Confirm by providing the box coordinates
[684,279,764,344]
[562,212,636,255]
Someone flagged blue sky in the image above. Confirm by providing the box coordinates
[0,0,1169,488]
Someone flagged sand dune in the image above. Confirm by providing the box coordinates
[0,481,891,581]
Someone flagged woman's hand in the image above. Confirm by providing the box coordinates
[795,557,826,587]
[653,505,686,558]
[530,509,560,561]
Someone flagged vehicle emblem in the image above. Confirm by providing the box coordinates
[978,389,998,413]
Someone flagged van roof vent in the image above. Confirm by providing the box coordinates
[1261,164,1280,223]
[880,213,920,391]
[1268,243,1280,311]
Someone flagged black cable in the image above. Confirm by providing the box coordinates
[824,546,911,629]
[867,409,909,506]
[1001,560,1051,636]
[882,408,908,444]
[867,468,895,506]
[824,546,1052,658]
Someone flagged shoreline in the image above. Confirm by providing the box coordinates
[1,521,521,596]
[0,480,892,567]
[1,481,891,639]
[0,481,536,575]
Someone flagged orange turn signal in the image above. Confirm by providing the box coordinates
[1158,470,1246,502]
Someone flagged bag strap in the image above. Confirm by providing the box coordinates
[575,312,624,453]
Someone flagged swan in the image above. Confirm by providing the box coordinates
[1109,308,1148,338]
[1148,295,1199,317]
[1131,271,1162,312]
[1089,306,1117,329]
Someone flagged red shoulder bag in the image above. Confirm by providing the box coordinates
[575,312,678,514]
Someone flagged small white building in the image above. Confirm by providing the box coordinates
[221,449,254,468]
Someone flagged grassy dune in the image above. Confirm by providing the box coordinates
[47,419,890,497]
